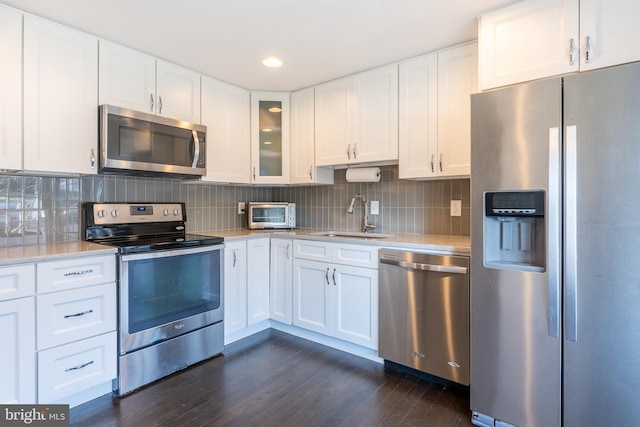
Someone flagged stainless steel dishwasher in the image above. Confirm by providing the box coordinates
[378,248,470,385]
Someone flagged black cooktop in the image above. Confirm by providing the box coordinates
[98,233,224,254]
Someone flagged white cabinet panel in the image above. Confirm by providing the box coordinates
[37,283,117,350]
[290,87,334,185]
[201,77,251,184]
[224,240,248,336]
[23,15,98,175]
[293,239,332,262]
[0,5,22,171]
[0,297,36,404]
[332,265,378,349]
[37,331,116,403]
[315,64,398,166]
[247,238,270,325]
[156,59,201,124]
[37,255,116,294]
[99,40,156,113]
[0,264,35,302]
[292,259,331,335]
[269,238,293,324]
[250,92,290,184]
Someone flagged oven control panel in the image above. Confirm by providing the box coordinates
[88,203,185,225]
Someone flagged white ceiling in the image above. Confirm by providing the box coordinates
[3,0,520,91]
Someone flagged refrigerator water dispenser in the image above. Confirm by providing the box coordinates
[483,191,546,272]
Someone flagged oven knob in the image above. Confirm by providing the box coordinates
[111,209,119,218]
[163,209,170,216]
[173,209,180,216]
[97,209,105,218]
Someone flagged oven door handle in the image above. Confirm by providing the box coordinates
[120,243,225,262]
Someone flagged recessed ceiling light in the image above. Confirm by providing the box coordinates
[268,107,282,113]
[262,56,283,68]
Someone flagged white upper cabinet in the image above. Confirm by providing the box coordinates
[290,87,334,185]
[23,15,98,175]
[315,64,398,166]
[399,43,477,179]
[436,43,478,177]
[201,76,251,184]
[0,5,22,172]
[250,91,290,184]
[479,0,640,90]
[99,40,201,123]
[579,0,640,71]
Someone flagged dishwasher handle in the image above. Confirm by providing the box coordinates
[380,258,468,274]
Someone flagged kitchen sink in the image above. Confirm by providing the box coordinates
[311,231,394,239]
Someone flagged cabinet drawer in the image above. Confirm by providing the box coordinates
[0,264,35,302]
[293,240,332,262]
[37,255,116,293]
[38,331,117,403]
[333,243,379,269]
[37,284,117,350]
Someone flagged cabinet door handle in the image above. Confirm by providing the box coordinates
[332,268,337,286]
[347,144,351,160]
[65,360,94,372]
[353,143,357,159]
[158,96,163,114]
[325,267,330,285]
[439,153,443,172]
[64,309,94,319]
[309,165,313,180]
[585,36,592,64]
[253,166,256,180]
[569,38,576,65]
[286,244,291,260]
[430,154,435,173]
[90,148,96,169]
[150,94,155,112]
[232,250,237,268]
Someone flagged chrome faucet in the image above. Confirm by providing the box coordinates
[347,193,376,233]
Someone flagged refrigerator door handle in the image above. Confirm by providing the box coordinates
[548,127,561,338]
[565,125,578,341]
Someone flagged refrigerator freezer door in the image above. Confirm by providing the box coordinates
[563,62,640,427]
[470,78,562,427]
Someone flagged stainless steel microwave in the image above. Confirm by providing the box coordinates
[99,105,206,178]
[247,202,296,230]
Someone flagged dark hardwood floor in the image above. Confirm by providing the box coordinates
[70,329,472,426]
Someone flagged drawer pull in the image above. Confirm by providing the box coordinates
[65,360,94,372]
[64,309,94,319]
[63,269,94,277]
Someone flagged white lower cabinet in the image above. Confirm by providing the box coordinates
[224,240,248,336]
[37,331,117,404]
[247,238,270,325]
[223,238,270,342]
[292,240,378,350]
[36,255,117,405]
[270,238,293,324]
[0,296,36,404]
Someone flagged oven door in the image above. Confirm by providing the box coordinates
[118,244,224,354]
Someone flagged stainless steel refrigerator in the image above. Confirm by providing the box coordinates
[470,62,640,427]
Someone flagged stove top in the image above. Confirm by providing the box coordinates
[82,202,224,253]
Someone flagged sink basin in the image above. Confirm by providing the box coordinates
[311,231,394,239]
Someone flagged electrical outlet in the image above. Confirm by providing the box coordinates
[450,200,462,217]
[370,200,379,215]
[238,202,246,214]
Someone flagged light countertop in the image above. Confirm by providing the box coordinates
[0,241,117,266]
[200,228,470,256]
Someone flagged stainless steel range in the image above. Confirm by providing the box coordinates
[83,202,224,396]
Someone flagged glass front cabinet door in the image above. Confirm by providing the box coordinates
[250,91,290,184]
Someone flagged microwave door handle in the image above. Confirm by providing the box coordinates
[191,130,200,168]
